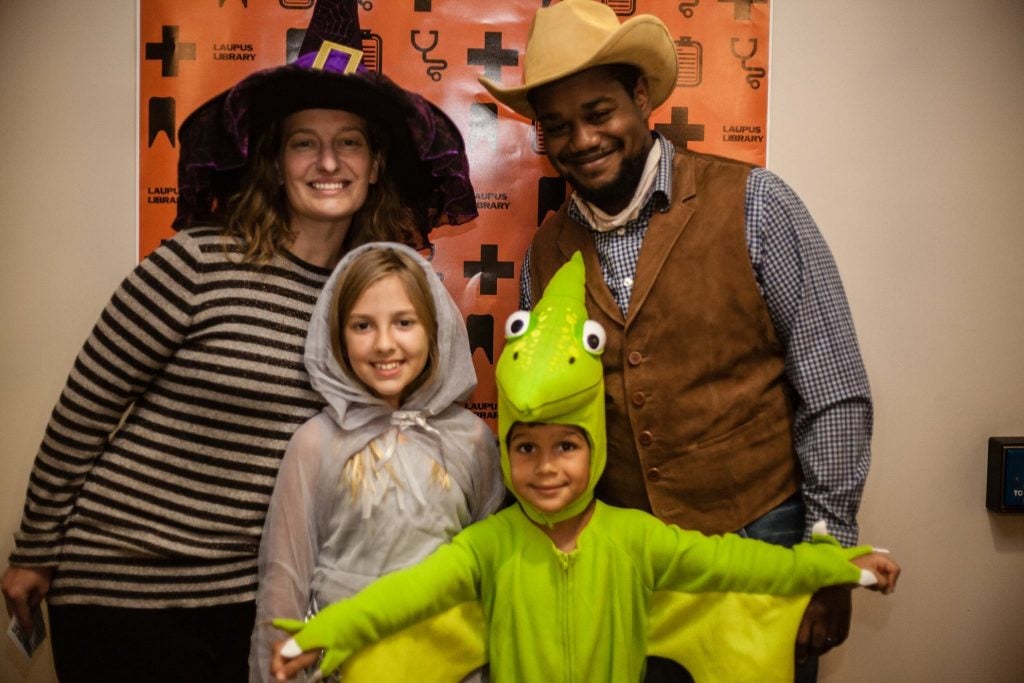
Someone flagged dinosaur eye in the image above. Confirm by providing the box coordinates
[582,320,606,354]
[504,311,532,339]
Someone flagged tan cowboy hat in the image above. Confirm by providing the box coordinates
[479,0,678,119]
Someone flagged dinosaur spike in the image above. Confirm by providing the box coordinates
[536,251,586,307]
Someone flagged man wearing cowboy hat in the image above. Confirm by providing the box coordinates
[481,1,872,681]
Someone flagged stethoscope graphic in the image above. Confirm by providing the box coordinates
[411,29,448,82]
[730,37,766,89]
[678,0,699,18]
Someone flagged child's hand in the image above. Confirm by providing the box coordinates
[270,638,320,682]
[852,551,901,594]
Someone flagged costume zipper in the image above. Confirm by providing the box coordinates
[559,551,576,682]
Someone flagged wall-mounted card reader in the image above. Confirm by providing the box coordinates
[986,437,1024,512]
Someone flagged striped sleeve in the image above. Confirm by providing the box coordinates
[10,233,201,565]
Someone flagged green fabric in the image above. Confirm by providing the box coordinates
[495,251,607,525]
[277,502,870,682]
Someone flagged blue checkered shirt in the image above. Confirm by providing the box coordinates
[519,134,871,546]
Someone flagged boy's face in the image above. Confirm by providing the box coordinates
[507,423,591,516]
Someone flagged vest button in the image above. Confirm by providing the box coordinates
[631,391,646,407]
[627,351,643,366]
[638,431,654,446]
[646,467,661,482]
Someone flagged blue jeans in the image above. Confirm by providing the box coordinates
[737,493,806,547]
[644,495,817,683]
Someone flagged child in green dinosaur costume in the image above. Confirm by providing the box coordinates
[271,252,900,683]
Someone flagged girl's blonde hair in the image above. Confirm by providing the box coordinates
[223,111,416,264]
[328,248,439,403]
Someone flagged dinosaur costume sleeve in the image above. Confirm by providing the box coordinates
[605,505,870,682]
[275,524,487,681]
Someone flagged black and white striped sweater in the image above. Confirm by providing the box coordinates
[9,227,330,607]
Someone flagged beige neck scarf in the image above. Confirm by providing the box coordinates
[572,141,662,233]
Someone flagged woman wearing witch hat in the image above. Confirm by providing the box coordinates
[0,2,475,681]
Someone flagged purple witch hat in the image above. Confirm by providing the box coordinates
[174,0,476,240]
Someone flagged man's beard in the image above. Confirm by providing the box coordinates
[569,148,647,214]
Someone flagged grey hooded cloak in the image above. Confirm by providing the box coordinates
[250,243,503,681]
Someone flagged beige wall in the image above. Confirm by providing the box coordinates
[2,1,1021,681]
[769,2,1024,680]
[2,1,136,680]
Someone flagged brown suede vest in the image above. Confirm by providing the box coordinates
[529,150,800,535]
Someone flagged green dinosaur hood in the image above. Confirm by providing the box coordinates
[496,251,607,526]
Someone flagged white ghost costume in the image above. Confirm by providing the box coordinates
[249,243,504,682]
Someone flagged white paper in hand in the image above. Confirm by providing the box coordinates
[7,605,46,658]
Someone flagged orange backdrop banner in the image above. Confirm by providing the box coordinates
[139,0,771,426]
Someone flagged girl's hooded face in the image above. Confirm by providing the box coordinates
[343,273,430,409]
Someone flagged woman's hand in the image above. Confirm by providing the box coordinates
[2,566,53,631]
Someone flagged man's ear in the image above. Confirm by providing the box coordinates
[634,75,653,118]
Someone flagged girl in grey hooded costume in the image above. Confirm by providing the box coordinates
[250,243,504,681]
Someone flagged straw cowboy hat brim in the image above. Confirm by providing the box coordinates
[479,0,678,120]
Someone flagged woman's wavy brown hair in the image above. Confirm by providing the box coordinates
[223,112,416,264]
